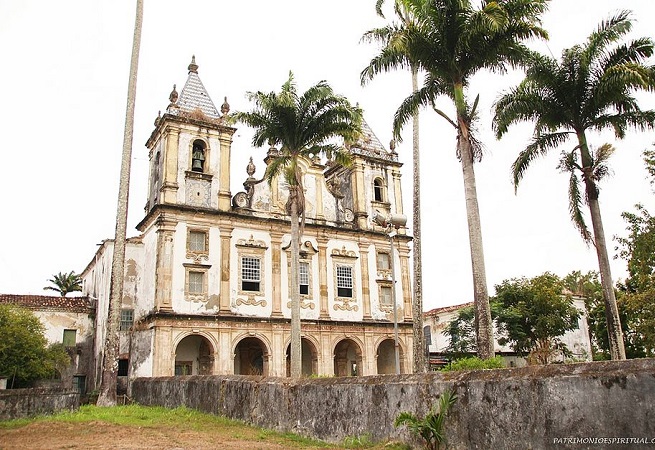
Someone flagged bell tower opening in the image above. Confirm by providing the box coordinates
[191,140,206,172]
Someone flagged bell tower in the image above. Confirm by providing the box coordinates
[145,56,235,213]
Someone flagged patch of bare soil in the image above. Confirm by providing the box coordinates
[0,421,339,450]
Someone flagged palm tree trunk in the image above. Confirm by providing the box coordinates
[458,120,494,360]
[410,65,426,373]
[290,198,302,377]
[97,0,143,406]
[578,137,626,361]
[587,193,626,360]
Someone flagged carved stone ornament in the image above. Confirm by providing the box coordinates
[236,235,268,249]
[287,299,316,310]
[221,96,230,115]
[331,246,357,259]
[236,297,267,307]
[168,84,179,107]
[246,157,256,177]
[333,298,358,312]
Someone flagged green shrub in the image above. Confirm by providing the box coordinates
[394,390,457,450]
[441,356,505,372]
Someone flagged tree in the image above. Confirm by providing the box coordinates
[494,11,655,360]
[0,304,70,388]
[494,273,581,364]
[615,151,655,356]
[362,0,549,359]
[235,72,361,377]
[43,271,82,297]
[443,305,477,355]
[98,0,143,407]
[368,0,426,373]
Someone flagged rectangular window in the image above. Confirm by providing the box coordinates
[299,262,309,295]
[120,309,134,331]
[72,375,86,395]
[377,252,391,270]
[380,286,393,307]
[188,271,204,294]
[118,359,129,376]
[63,329,76,347]
[188,230,206,252]
[336,265,353,298]
[241,256,261,291]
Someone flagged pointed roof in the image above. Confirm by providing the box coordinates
[349,117,399,163]
[167,56,221,120]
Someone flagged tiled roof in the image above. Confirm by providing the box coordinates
[424,302,474,317]
[350,118,398,163]
[0,294,93,313]
[168,56,220,120]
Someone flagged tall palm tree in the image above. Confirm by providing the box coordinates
[361,0,549,359]
[371,0,426,373]
[43,271,82,297]
[97,0,143,406]
[494,11,655,360]
[236,73,362,377]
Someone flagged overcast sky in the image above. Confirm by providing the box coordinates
[1,0,653,311]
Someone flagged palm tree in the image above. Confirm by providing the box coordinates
[97,0,143,406]
[494,11,655,360]
[361,0,549,359]
[235,72,362,377]
[370,0,426,373]
[43,271,82,297]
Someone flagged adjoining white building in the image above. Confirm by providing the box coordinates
[0,294,95,392]
[424,296,593,368]
[81,57,415,390]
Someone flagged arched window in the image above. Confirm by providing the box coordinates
[373,178,385,202]
[191,140,206,172]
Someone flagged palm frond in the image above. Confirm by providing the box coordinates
[558,149,593,243]
[512,132,572,188]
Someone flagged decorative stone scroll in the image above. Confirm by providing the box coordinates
[236,235,268,249]
[236,297,267,307]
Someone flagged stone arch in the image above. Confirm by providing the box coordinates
[233,335,270,376]
[173,333,216,376]
[285,336,319,377]
[375,337,406,374]
[333,338,363,377]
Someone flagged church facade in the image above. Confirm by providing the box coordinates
[81,58,414,385]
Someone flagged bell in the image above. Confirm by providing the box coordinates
[192,158,203,171]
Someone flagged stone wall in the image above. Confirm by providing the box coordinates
[0,388,80,420]
[132,359,655,450]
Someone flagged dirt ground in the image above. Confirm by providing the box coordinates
[0,421,385,450]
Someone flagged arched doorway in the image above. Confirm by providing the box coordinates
[333,339,363,377]
[234,336,269,376]
[376,338,404,374]
[285,338,319,377]
[174,334,214,376]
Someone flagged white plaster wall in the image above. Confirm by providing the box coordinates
[139,227,158,317]
[230,228,273,317]
[131,329,154,379]
[35,311,93,346]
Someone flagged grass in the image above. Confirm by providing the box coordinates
[0,404,409,449]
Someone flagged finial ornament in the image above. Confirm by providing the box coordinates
[389,139,397,153]
[221,96,230,115]
[188,55,198,74]
[246,157,256,177]
[169,84,178,105]
[154,110,161,126]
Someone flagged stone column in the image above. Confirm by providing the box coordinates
[398,242,413,321]
[155,218,177,311]
[219,226,234,313]
[391,167,404,216]
[161,128,180,204]
[270,230,284,318]
[217,130,235,211]
[350,160,368,229]
[153,326,173,376]
[357,242,372,320]
[317,237,330,319]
